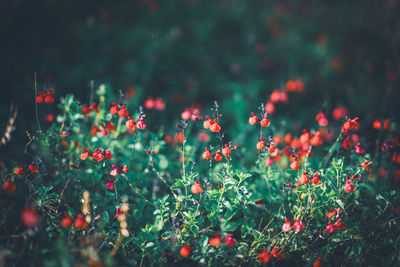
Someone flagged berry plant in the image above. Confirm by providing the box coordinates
[0,83,399,267]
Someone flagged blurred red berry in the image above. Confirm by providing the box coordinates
[22,207,39,227]
[224,233,237,247]
[258,248,271,263]
[179,244,192,257]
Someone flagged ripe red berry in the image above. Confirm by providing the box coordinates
[137,118,147,130]
[125,117,137,129]
[248,112,259,125]
[341,117,359,133]
[110,165,120,176]
[258,248,271,263]
[268,143,276,153]
[372,118,381,129]
[61,212,73,228]
[316,111,328,127]
[344,180,355,193]
[203,120,211,129]
[202,147,212,160]
[293,218,305,232]
[256,139,266,150]
[144,97,155,109]
[265,101,275,114]
[282,218,292,232]
[122,165,129,173]
[14,165,24,176]
[209,121,221,133]
[299,172,309,185]
[311,172,321,185]
[208,234,222,247]
[74,214,87,229]
[224,233,236,247]
[45,113,54,122]
[191,180,202,194]
[179,244,192,257]
[91,126,100,136]
[290,159,300,170]
[332,106,348,120]
[21,207,39,227]
[110,102,120,115]
[118,104,129,118]
[105,149,112,160]
[36,94,44,104]
[314,257,323,267]
[93,149,104,161]
[4,180,16,193]
[222,144,231,156]
[28,162,38,174]
[80,149,91,160]
[354,142,365,154]
[214,151,222,162]
[181,108,191,121]
[333,218,346,231]
[325,221,335,233]
[260,116,270,127]
[44,94,54,104]
[311,132,323,146]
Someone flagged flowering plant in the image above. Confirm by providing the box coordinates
[0,84,399,266]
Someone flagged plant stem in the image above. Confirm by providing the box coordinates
[34,72,42,133]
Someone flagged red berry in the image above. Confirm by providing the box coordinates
[137,118,147,130]
[248,112,259,125]
[181,108,191,121]
[191,181,202,194]
[260,116,271,127]
[144,97,155,109]
[44,94,54,104]
[325,221,335,233]
[208,234,221,247]
[74,214,87,229]
[202,148,212,160]
[105,149,112,160]
[61,212,73,228]
[209,122,221,133]
[122,165,129,173]
[36,95,44,104]
[311,172,321,185]
[179,244,192,257]
[21,207,39,227]
[256,139,266,150]
[126,117,137,129]
[290,159,300,170]
[293,219,305,232]
[224,233,236,247]
[258,248,271,263]
[214,151,222,162]
[299,172,309,185]
[282,218,292,232]
[222,144,231,156]
[14,165,24,176]
[344,180,355,193]
[118,105,129,118]
[4,180,16,193]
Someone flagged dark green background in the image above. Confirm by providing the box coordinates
[1,0,399,162]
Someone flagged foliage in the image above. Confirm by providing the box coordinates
[1,85,399,266]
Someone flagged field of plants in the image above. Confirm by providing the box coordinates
[1,0,400,266]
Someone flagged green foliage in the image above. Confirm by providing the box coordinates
[0,85,399,266]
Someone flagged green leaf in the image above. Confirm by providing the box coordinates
[171,180,184,190]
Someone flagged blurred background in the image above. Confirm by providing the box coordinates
[0,0,400,162]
